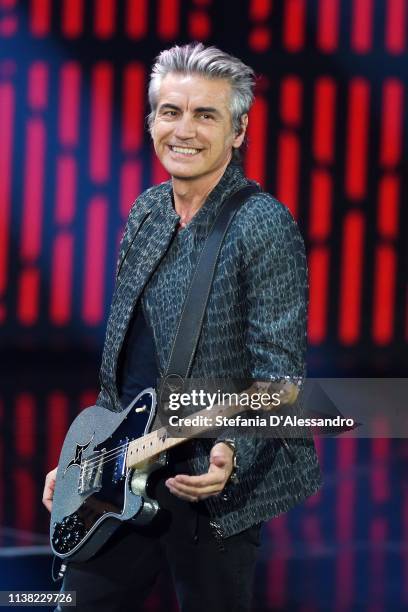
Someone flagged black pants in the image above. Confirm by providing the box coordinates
[57,450,262,612]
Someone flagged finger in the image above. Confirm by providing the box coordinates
[47,468,58,482]
[42,490,53,512]
[44,474,57,493]
[46,476,56,489]
[167,484,221,501]
[172,472,225,488]
[42,480,55,500]
[166,479,224,498]
[166,483,199,503]
[209,453,230,467]
[42,470,57,512]
[171,481,223,496]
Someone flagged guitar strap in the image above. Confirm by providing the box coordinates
[159,183,260,405]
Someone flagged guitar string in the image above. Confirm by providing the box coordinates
[77,393,158,469]
[79,442,146,470]
[80,422,189,472]
[80,413,284,473]
[79,416,186,470]
[75,398,244,472]
[81,449,134,476]
[79,451,142,479]
[75,400,243,473]
[83,443,157,471]
[83,426,165,466]
[79,445,164,480]
[80,446,166,477]
[78,434,167,472]
[73,392,281,475]
[80,442,131,467]
[75,404,167,470]
[83,444,129,468]
[80,424,187,475]
[78,404,237,471]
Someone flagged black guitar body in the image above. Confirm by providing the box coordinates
[50,389,163,562]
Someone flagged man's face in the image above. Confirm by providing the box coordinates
[151,73,246,180]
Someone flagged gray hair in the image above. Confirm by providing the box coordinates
[147,43,255,159]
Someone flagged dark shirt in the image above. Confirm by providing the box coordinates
[117,297,205,536]
[117,299,159,409]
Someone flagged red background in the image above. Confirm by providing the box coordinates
[0,1,407,610]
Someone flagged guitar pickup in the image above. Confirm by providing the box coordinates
[78,449,105,495]
[112,438,129,484]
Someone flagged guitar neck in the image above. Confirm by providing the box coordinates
[126,401,243,469]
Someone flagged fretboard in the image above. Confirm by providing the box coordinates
[126,400,243,469]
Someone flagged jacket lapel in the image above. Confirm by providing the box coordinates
[100,203,179,406]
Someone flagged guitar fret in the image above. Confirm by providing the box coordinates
[125,389,284,469]
[126,401,243,469]
[126,428,186,469]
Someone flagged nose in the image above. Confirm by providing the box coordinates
[173,113,196,140]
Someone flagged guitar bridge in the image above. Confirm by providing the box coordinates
[78,449,106,495]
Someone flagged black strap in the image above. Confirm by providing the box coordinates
[161,184,259,393]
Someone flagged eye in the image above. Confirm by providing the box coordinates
[163,110,177,117]
[199,113,213,120]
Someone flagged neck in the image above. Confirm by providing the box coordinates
[171,157,231,225]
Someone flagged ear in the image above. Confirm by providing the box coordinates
[232,114,248,149]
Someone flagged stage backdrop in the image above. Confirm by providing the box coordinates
[0,1,407,610]
[0,0,406,365]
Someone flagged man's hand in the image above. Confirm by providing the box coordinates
[165,442,233,502]
[42,467,57,513]
[247,380,300,409]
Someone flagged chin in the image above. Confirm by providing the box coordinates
[163,160,205,180]
[170,173,199,180]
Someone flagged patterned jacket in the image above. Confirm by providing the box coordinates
[97,161,322,538]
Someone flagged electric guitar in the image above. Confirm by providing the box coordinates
[50,387,247,562]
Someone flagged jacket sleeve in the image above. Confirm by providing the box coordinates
[242,195,307,381]
[214,194,308,475]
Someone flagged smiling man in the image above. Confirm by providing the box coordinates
[150,71,248,228]
[44,43,321,612]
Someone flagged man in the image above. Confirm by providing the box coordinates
[43,43,322,611]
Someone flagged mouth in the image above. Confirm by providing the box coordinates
[168,145,202,156]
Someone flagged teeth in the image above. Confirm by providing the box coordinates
[171,146,200,155]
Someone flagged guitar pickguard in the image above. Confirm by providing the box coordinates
[63,433,95,475]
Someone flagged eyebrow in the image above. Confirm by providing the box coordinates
[194,106,220,116]
[158,103,221,117]
[158,103,181,113]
